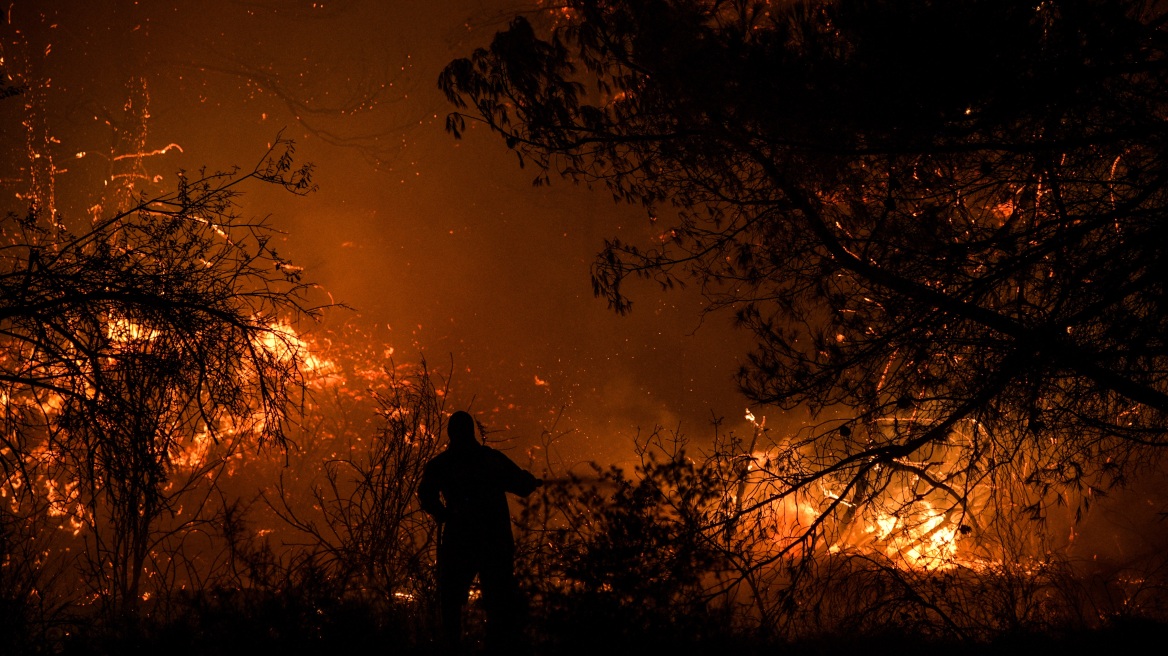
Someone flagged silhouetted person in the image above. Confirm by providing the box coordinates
[419,410,542,653]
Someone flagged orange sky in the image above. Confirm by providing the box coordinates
[1,0,767,468]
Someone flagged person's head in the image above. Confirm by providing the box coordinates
[447,410,477,445]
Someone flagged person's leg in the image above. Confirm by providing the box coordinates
[479,555,523,654]
[438,547,477,651]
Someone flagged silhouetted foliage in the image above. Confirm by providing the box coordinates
[269,357,447,615]
[518,450,732,649]
[0,137,318,631]
[441,0,1168,589]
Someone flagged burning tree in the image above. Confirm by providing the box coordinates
[441,0,1168,635]
[0,127,319,627]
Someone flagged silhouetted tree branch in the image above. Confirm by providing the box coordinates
[442,0,1168,500]
[441,0,1168,622]
[0,135,320,620]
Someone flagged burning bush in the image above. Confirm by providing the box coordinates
[0,137,318,639]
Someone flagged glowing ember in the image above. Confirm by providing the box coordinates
[867,501,960,570]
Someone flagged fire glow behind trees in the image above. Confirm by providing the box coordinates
[441,0,1168,526]
[441,0,1168,634]
[3,0,1168,651]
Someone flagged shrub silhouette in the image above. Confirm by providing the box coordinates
[516,451,739,651]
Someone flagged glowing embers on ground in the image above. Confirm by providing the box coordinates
[824,474,976,571]
[739,411,983,572]
[864,501,961,570]
[104,315,161,343]
[754,479,972,572]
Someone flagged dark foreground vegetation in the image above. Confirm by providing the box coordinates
[6,345,1167,654]
[39,603,1168,656]
[5,330,1166,654]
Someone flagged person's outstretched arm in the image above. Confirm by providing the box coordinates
[492,450,543,496]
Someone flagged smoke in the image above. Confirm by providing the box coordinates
[0,0,755,467]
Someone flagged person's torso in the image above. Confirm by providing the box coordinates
[431,445,517,547]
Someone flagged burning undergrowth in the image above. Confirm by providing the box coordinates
[4,316,1168,654]
[510,413,1168,652]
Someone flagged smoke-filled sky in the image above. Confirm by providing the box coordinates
[1,0,767,467]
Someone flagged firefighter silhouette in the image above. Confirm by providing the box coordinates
[419,410,542,651]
